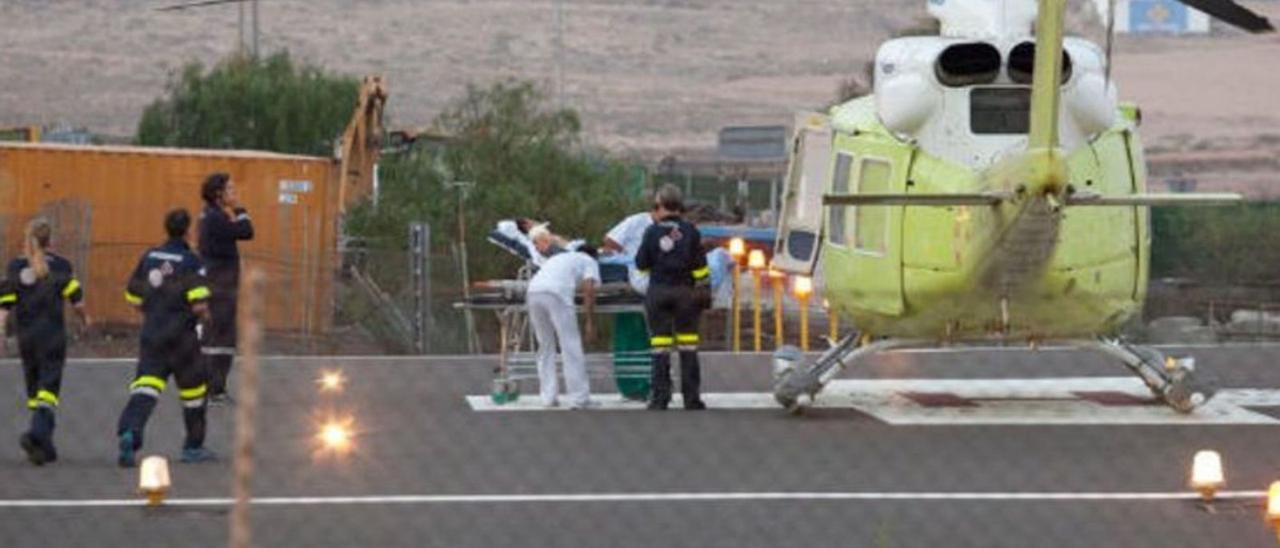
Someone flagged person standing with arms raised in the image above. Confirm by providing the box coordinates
[198,172,254,404]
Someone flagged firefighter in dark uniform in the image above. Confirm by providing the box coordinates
[198,172,253,403]
[635,184,710,411]
[116,209,217,467]
[0,219,88,465]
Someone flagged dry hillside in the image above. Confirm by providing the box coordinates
[1,0,1278,155]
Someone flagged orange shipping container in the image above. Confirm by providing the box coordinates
[0,142,340,334]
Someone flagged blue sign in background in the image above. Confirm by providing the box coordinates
[1129,0,1190,33]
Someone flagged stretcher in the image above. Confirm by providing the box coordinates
[456,280,651,404]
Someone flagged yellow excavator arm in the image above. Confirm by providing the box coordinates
[336,75,389,213]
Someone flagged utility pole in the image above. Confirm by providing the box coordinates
[409,222,433,355]
[553,0,564,108]
[446,181,480,354]
[251,0,260,58]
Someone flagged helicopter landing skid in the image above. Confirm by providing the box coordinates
[772,334,910,414]
[1084,338,1216,414]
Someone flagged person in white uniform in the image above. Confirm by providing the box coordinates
[526,245,600,409]
[602,206,659,294]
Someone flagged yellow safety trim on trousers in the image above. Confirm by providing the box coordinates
[125,291,143,305]
[36,390,59,407]
[637,269,650,274]
[62,278,81,298]
[179,384,208,400]
[130,375,167,393]
[0,293,16,305]
[26,398,37,410]
[691,266,710,280]
[676,333,700,344]
[650,336,674,347]
[186,286,211,302]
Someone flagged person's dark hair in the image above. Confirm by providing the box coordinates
[577,244,599,259]
[201,172,231,204]
[654,183,684,213]
[165,208,191,239]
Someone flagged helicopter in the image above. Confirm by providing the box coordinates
[770,0,1274,413]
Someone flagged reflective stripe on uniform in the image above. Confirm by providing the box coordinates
[182,397,207,409]
[179,384,208,401]
[691,266,710,280]
[201,347,236,356]
[130,375,167,394]
[0,293,16,305]
[131,386,161,398]
[62,278,81,298]
[677,332,700,351]
[650,335,674,347]
[36,390,59,408]
[186,286,211,302]
[125,291,143,305]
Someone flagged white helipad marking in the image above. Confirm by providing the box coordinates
[465,393,778,411]
[824,378,1280,425]
[467,377,1280,425]
[0,490,1266,508]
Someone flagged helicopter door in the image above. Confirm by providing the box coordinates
[839,138,908,316]
[772,112,832,274]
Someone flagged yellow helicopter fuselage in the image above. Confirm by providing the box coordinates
[818,98,1148,340]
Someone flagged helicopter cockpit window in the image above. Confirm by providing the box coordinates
[970,87,1032,134]
[935,43,1002,87]
[1007,42,1073,85]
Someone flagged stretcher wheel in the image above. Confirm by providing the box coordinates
[490,378,521,405]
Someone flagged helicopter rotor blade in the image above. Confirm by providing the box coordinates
[1174,0,1274,33]
[155,0,247,12]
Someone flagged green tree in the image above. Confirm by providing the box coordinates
[345,79,644,281]
[1151,203,1280,285]
[136,51,358,155]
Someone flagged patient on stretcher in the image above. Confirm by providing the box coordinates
[487,219,626,282]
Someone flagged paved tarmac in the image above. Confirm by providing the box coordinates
[2,345,1280,547]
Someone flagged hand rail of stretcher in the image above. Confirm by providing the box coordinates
[452,301,647,314]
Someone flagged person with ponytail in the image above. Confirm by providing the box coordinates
[0,218,88,465]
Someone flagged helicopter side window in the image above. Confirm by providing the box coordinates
[828,153,854,246]
[935,43,1001,87]
[971,87,1032,134]
[854,158,893,254]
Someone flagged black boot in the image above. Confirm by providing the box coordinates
[648,351,672,410]
[116,395,157,468]
[679,350,705,410]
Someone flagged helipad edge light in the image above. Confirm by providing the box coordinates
[728,237,746,258]
[318,370,346,392]
[793,276,813,299]
[1190,450,1224,502]
[138,455,171,506]
[1268,481,1280,524]
[319,420,354,453]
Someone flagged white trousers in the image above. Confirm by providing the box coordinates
[527,291,590,406]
